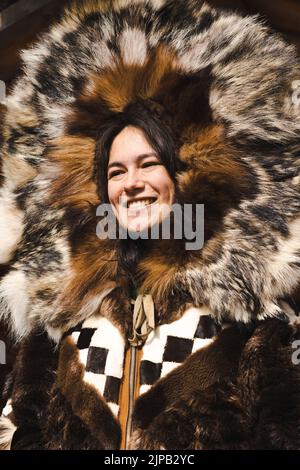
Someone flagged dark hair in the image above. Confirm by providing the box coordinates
[94,98,180,286]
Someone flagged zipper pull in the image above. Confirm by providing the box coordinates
[129,294,155,347]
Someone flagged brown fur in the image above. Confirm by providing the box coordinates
[1,331,57,449]
[45,386,106,450]
[177,125,255,232]
[41,40,253,330]
[2,0,300,451]
[89,48,178,112]
[66,46,181,136]
[57,336,121,448]
[67,44,212,138]
[130,319,300,450]
[55,231,118,321]
[66,0,120,19]
[45,135,99,213]
[4,308,300,450]
[131,325,247,433]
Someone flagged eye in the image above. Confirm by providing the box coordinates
[142,161,161,168]
[108,169,125,179]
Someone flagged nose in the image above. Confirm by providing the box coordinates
[123,168,145,193]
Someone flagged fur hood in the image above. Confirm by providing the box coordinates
[0,0,300,341]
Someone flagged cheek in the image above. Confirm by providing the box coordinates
[107,181,120,205]
[152,171,175,199]
[107,182,113,203]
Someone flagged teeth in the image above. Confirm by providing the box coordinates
[127,198,156,209]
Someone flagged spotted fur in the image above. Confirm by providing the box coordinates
[0,0,299,341]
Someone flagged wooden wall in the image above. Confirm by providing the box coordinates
[0,0,69,88]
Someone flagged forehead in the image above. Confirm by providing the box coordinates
[109,126,156,164]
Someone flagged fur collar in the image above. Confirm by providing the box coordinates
[0,0,300,341]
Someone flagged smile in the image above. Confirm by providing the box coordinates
[126,197,157,209]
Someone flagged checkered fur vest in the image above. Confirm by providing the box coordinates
[1,0,300,450]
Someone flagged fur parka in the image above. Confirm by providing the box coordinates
[0,0,300,450]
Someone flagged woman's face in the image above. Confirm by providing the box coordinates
[107,126,175,234]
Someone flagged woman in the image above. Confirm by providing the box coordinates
[0,0,300,450]
[97,99,178,252]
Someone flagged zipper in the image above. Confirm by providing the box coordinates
[124,345,137,449]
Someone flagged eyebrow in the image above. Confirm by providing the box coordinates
[107,152,158,169]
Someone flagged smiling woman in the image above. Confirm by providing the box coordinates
[0,0,300,451]
[107,125,175,234]
[94,99,180,287]
[99,101,177,237]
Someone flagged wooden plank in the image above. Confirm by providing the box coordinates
[0,0,69,84]
[0,1,19,12]
[0,0,53,32]
[0,0,18,11]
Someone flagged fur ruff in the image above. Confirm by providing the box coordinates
[1,1,300,450]
[1,1,300,340]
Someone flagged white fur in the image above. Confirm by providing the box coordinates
[21,43,51,85]
[49,21,78,43]
[75,315,125,417]
[46,326,63,344]
[178,14,260,72]
[266,217,300,294]
[0,189,24,264]
[257,301,283,321]
[141,306,215,375]
[85,40,115,79]
[2,399,12,417]
[77,287,116,319]
[0,416,17,450]
[148,0,165,7]
[119,28,147,66]
[7,77,34,108]
[38,97,69,138]
[292,175,300,186]
[89,317,125,379]
[0,271,30,339]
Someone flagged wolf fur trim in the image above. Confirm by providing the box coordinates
[0,0,300,339]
